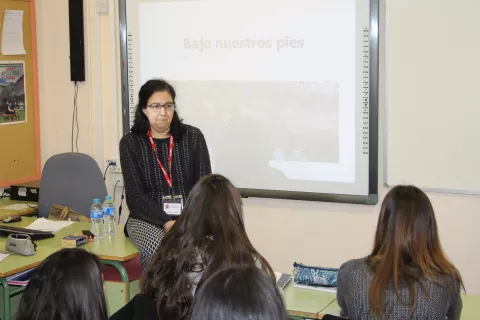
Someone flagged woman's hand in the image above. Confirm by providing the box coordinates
[164,220,175,232]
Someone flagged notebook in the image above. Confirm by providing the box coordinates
[6,268,36,286]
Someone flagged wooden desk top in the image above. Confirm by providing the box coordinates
[284,283,336,319]
[0,198,37,218]
[0,218,138,277]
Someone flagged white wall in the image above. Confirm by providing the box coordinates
[36,0,480,293]
[36,0,91,162]
[36,0,121,194]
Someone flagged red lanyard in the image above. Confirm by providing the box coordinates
[147,131,174,188]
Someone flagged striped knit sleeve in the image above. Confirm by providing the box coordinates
[447,281,463,320]
[193,129,212,183]
[119,135,172,227]
[336,262,350,318]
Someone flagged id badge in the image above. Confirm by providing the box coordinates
[163,195,183,216]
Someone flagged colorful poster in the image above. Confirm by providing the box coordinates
[0,62,26,125]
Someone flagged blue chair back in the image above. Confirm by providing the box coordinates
[38,153,107,218]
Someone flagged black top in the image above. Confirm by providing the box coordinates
[109,294,158,320]
[119,124,212,229]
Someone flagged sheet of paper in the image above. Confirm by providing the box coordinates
[275,272,282,282]
[0,251,12,263]
[0,203,37,211]
[293,282,337,293]
[2,10,26,55]
[26,218,73,232]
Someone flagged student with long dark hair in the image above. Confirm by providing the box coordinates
[188,265,290,320]
[120,79,211,269]
[16,248,108,320]
[109,174,275,320]
[337,185,464,319]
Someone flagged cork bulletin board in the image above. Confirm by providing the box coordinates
[0,0,40,187]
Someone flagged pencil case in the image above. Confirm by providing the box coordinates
[293,262,338,287]
[6,234,37,256]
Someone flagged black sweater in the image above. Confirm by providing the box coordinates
[109,294,158,320]
[119,125,212,228]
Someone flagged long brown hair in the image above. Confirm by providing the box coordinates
[368,185,464,318]
[141,174,275,320]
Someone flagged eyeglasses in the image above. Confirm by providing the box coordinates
[146,103,176,112]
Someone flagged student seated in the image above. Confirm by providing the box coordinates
[16,248,108,320]
[110,174,275,320]
[187,264,290,320]
[337,185,464,320]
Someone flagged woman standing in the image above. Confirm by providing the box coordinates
[120,79,211,268]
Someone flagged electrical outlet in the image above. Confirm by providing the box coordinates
[106,159,122,174]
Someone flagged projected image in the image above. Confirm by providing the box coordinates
[128,0,374,194]
[174,81,339,187]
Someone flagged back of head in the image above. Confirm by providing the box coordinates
[368,185,463,318]
[174,174,247,249]
[142,174,275,320]
[188,265,290,320]
[17,248,108,320]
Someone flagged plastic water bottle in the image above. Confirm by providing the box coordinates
[102,195,116,235]
[90,199,103,239]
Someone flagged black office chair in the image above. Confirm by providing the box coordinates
[38,153,108,218]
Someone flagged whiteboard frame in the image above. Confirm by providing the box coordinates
[118,0,380,205]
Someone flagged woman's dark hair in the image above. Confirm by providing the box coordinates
[142,174,275,320]
[16,248,108,320]
[187,265,290,320]
[367,185,464,319]
[131,79,186,139]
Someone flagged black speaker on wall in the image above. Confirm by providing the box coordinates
[68,0,85,82]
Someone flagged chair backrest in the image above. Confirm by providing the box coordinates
[38,153,107,218]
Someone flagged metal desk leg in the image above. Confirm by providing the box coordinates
[0,278,10,320]
[100,260,130,301]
